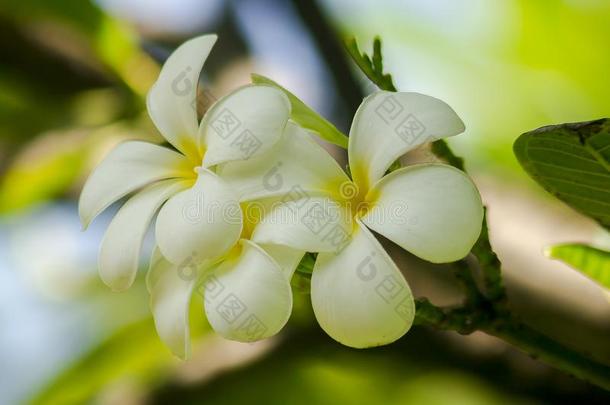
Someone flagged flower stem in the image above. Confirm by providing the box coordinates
[414,298,610,389]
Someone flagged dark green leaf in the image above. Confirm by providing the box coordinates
[514,119,610,230]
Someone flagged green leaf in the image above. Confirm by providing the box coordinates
[0,0,158,97]
[344,36,396,92]
[29,319,173,405]
[250,74,348,149]
[0,130,90,213]
[545,243,610,289]
[514,119,610,230]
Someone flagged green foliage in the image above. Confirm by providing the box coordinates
[546,243,610,290]
[0,135,87,213]
[514,119,610,230]
[0,0,156,97]
[29,319,174,405]
[250,74,348,148]
[151,334,522,405]
[344,37,396,92]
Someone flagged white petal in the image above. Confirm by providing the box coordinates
[361,164,483,263]
[155,168,242,265]
[202,240,292,342]
[259,243,304,280]
[311,219,415,348]
[147,34,217,158]
[147,247,204,359]
[200,85,290,166]
[348,91,465,190]
[216,122,350,201]
[99,179,189,291]
[251,196,353,253]
[79,141,192,229]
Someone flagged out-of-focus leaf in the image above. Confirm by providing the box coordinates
[0,120,158,214]
[150,333,528,405]
[0,0,158,97]
[0,0,158,155]
[0,130,90,213]
[514,119,610,230]
[28,318,173,405]
[545,243,610,289]
[251,74,348,148]
[28,288,215,405]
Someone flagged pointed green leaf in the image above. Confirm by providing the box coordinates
[250,74,348,149]
[344,36,396,92]
[545,243,610,289]
[514,119,610,230]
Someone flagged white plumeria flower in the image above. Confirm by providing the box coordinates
[78,34,349,358]
[146,121,343,358]
[79,36,293,294]
[222,91,484,348]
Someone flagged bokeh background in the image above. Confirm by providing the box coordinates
[1,0,610,404]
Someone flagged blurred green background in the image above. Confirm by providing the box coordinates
[1,0,609,404]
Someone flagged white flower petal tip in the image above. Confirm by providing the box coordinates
[79,141,192,230]
[202,240,293,342]
[362,164,484,264]
[311,221,415,348]
[98,180,189,291]
[349,91,465,188]
[201,85,291,167]
[155,168,242,265]
[147,248,201,359]
[147,34,218,157]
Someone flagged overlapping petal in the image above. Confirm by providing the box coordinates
[202,240,293,342]
[348,91,465,191]
[216,122,349,201]
[155,168,242,265]
[311,219,415,348]
[147,34,217,159]
[361,164,483,263]
[251,196,352,253]
[199,85,290,167]
[79,141,192,229]
[259,243,304,280]
[147,247,205,359]
[99,179,190,291]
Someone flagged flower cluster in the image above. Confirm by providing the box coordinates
[80,34,483,358]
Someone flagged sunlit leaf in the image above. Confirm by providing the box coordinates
[545,243,610,289]
[0,121,158,214]
[0,130,90,213]
[514,119,610,230]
